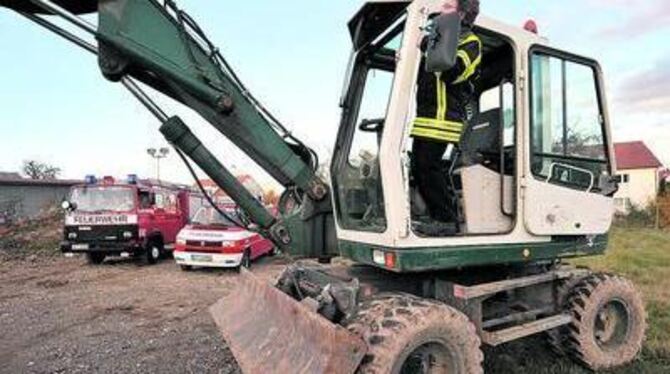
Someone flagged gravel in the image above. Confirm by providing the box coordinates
[0,256,286,374]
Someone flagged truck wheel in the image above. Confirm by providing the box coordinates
[86,252,105,265]
[345,293,483,374]
[563,274,646,371]
[144,242,162,265]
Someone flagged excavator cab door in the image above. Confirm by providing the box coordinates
[524,47,616,236]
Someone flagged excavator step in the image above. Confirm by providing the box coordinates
[482,314,572,346]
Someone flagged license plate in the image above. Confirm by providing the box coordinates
[191,254,213,263]
[72,244,89,250]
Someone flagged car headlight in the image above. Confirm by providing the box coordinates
[123,231,133,239]
[176,238,186,245]
[221,241,234,248]
[68,232,77,240]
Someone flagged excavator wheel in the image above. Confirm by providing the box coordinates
[546,273,589,356]
[345,293,483,374]
[562,273,647,371]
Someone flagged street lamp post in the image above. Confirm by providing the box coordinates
[147,147,169,181]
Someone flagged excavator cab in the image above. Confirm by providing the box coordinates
[332,1,618,273]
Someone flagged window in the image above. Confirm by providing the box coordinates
[347,70,394,166]
[154,191,178,213]
[331,15,405,233]
[531,52,609,191]
[614,197,632,211]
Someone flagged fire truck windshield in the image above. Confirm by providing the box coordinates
[191,207,237,227]
[70,186,136,213]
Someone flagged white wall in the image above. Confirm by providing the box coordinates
[614,168,659,213]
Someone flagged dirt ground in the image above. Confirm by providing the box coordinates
[1,255,664,374]
[0,256,288,374]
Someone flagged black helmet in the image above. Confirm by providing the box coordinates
[460,0,480,26]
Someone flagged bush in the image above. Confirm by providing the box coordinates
[614,203,658,229]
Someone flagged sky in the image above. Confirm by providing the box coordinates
[0,0,668,190]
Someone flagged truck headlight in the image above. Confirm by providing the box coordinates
[68,232,77,240]
[123,231,133,239]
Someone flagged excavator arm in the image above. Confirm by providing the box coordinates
[2,1,368,372]
[1,0,336,258]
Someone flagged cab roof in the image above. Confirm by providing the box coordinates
[349,0,549,50]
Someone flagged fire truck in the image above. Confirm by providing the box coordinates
[60,175,204,265]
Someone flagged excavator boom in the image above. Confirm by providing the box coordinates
[1,3,352,370]
[1,0,336,259]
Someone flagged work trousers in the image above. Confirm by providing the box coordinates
[412,138,452,223]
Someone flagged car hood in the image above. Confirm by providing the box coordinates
[178,226,255,241]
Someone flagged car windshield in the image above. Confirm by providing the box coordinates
[191,207,237,227]
[70,186,136,213]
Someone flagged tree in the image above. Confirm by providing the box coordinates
[22,160,61,180]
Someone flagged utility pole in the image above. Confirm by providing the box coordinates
[147,147,169,181]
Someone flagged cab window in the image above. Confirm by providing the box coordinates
[530,51,609,191]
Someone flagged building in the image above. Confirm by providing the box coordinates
[0,173,81,224]
[613,142,664,213]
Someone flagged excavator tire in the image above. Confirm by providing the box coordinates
[345,293,483,374]
[546,273,589,356]
[563,273,646,371]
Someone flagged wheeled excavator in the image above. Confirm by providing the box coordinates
[1,1,647,373]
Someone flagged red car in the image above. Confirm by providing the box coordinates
[174,206,276,271]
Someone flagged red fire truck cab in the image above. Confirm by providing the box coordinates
[61,175,204,265]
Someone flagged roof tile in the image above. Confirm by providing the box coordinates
[614,141,663,170]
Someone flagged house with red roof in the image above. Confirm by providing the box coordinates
[613,141,664,213]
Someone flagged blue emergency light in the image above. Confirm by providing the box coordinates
[84,175,97,185]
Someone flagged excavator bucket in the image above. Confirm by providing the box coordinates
[210,269,367,374]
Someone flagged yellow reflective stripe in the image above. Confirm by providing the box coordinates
[411,127,461,143]
[435,74,446,121]
[453,35,482,84]
[414,118,464,132]
[453,51,482,84]
[412,125,463,138]
[411,127,460,142]
[459,33,480,46]
[457,50,471,67]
